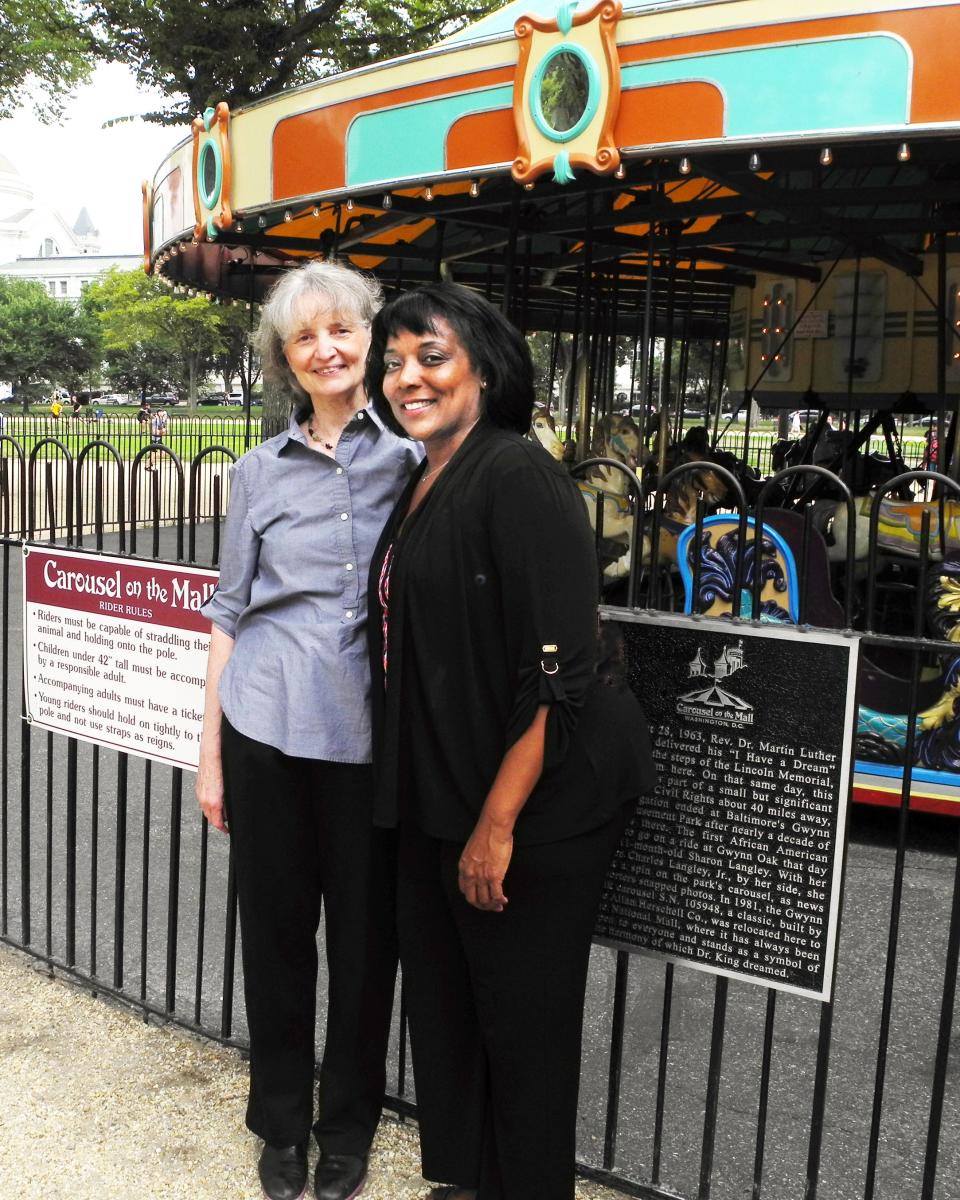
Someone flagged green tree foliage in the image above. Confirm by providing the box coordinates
[0,0,94,120]
[212,301,261,405]
[0,278,98,409]
[82,268,225,407]
[92,0,500,124]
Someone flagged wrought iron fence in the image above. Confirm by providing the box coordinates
[0,435,957,1200]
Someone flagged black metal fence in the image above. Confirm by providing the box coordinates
[0,434,958,1200]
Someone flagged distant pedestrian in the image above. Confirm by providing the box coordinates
[50,398,62,420]
[71,395,83,419]
[136,399,151,428]
[146,408,168,471]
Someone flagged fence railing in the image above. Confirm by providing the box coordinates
[0,437,958,1200]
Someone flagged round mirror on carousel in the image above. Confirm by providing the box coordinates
[532,46,598,143]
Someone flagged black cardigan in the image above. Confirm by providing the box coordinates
[367,422,654,845]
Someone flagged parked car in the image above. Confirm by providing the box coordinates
[146,393,177,407]
[99,393,129,406]
[199,391,230,406]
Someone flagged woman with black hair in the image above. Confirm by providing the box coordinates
[366,283,653,1200]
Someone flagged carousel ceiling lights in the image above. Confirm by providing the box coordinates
[346,198,355,211]
[819,146,833,166]
[748,152,761,171]
[382,194,393,209]
[614,164,626,179]
[679,156,692,175]
[424,185,434,201]
[469,181,480,197]
[898,141,911,162]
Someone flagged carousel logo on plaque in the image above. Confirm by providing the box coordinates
[677,639,754,727]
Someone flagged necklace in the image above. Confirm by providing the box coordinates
[307,417,337,450]
[419,459,449,486]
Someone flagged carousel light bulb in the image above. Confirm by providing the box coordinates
[760,354,768,361]
[257,216,266,227]
[679,156,692,175]
[469,180,480,197]
[524,182,534,191]
[749,152,761,171]
[819,146,833,166]
[898,141,911,162]
[382,194,392,209]
[614,163,626,179]
[762,327,769,335]
[424,185,434,201]
[346,197,355,211]
[284,210,293,222]
[235,222,243,233]
[312,206,320,217]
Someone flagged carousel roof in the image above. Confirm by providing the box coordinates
[145,0,960,330]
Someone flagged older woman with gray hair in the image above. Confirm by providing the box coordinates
[197,261,420,1200]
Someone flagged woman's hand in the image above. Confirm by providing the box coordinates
[458,818,514,912]
[196,750,228,833]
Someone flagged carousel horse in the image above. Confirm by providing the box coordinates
[530,404,565,462]
[817,495,960,563]
[570,413,644,580]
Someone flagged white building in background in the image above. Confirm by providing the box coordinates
[0,154,139,300]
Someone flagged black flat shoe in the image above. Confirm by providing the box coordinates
[314,1152,368,1200]
[258,1141,308,1200]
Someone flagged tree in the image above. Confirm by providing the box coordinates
[92,0,500,124]
[0,0,94,121]
[213,302,261,405]
[82,268,225,406]
[0,278,98,410]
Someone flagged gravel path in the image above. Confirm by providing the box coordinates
[0,944,620,1199]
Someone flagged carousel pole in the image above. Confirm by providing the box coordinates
[657,227,679,478]
[674,260,696,444]
[577,194,595,454]
[639,194,658,446]
[609,261,621,411]
[501,189,521,317]
[627,304,642,418]
[565,277,583,444]
[433,219,445,281]
[845,255,862,491]
[711,315,730,450]
[937,232,956,481]
[547,307,564,415]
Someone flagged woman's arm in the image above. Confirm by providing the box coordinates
[196,625,235,833]
[458,703,549,912]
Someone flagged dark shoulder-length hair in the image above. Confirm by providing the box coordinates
[366,282,535,436]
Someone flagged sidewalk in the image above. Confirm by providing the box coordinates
[0,944,620,1199]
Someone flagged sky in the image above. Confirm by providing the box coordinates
[0,63,185,256]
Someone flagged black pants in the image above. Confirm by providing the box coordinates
[397,805,632,1200]
[221,718,397,1152]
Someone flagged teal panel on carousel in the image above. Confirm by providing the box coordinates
[620,35,910,137]
[346,86,514,186]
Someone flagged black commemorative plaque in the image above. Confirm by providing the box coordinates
[595,611,859,1000]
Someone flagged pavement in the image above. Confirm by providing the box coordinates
[0,942,621,1200]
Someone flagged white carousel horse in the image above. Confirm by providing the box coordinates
[816,496,960,562]
[529,405,565,461]
[579,413,643,579]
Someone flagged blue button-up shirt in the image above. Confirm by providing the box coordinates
[201,406,421,762]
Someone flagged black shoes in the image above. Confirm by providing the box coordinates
[314,1152,368,1200]
[258,1141,308,1200]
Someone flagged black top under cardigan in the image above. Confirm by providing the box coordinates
[367,421,655,846]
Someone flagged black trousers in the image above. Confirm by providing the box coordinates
[397,805,632,1200]
[221,718,397,1152]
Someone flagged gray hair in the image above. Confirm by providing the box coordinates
[255,261,383,406]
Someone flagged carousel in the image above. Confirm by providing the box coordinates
[147,0,960,813]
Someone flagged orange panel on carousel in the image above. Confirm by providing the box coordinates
[447,108,517,171]
[272,67,515,201]
[614,82,723,147]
